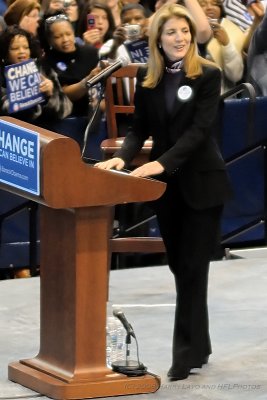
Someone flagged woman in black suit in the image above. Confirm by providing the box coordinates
[96,3,232,380]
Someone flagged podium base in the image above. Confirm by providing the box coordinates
[8,361,160,400]
[112,360,147,376]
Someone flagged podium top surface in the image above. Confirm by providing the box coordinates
[0,117,166,208]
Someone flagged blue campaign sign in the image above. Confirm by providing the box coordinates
[124,39,149,63]
[0,120,40,196]
[5,59,45,114]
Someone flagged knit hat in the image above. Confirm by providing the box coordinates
[4,0,40,26]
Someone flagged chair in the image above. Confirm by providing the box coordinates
[101,63,154,166]
[101,64,166,257]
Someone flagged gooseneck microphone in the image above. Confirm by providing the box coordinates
[86,56,129,88]
[112,308,147,376]
[113,309,136,338]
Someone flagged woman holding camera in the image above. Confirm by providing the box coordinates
[199,0,245,92]
[95,3,232,380]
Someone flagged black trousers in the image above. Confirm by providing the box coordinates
[151,182,223,368]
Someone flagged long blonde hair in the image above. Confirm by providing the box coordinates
[143,3,217,88]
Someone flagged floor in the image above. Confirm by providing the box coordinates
[0,247,266,400]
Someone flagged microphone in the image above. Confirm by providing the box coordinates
[112,308,147,376]
[86,56,129,88]
[113,309,136,338]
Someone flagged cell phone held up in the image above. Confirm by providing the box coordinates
[87,14,95,30]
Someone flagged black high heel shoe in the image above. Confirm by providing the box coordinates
[167,355,209,380]
[190,355,210,369]
[167,366,191,380]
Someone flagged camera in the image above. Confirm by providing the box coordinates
[124,24,141,41]
[208,18,218,29]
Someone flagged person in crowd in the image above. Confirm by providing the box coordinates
[99,3,149,61]
[246,4,267,95]
[39,11,109,156]
[4,0,40,36]
[63,0,84,38]
[0,25,72,123]
[120,0,154,16]
[41,0,65,16]
[40,13,99,117]
[77,1,116,49]
[223,0,254,32]
[242,0,264,58]
[95,3,232,380]
[107,0,123,26]
[41,0,84,38]
[198,0,245,91]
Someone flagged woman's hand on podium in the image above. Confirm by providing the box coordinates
[94,157,125,170]
[129,161,164,178]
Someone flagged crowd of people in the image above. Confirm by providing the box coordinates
[0,0,267,383]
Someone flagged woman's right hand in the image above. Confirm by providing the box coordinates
[212,23,229,46]
[94,157,125,170]
[83,28,102,46]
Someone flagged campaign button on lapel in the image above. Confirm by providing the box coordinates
[177,85,193,101]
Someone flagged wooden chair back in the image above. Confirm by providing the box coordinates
[105,64,141,138]
[101,63,153,166]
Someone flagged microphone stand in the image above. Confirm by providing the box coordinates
[111,310,147,375]
[81,80,106,162]
[125,332,132,366]
[111,330,147,376]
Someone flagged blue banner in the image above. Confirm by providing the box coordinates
[5,59,45,114]
[0,120,40,195]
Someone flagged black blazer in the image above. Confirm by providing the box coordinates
[116,65,232,210]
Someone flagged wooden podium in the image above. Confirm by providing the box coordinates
[0,117,166,399]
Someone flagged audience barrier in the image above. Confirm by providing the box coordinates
[41,115,108,160]
[0,115,106,276]
[0,189,39,276]
[1,88,267,274]
[219,85,267,245]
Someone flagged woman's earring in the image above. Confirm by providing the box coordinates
[158,43,162,49]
